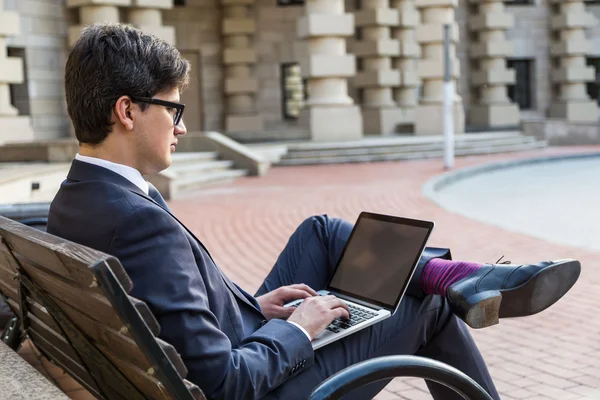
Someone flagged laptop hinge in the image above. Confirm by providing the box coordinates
[329,291,386,311]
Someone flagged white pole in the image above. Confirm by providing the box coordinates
[443,24,454,170]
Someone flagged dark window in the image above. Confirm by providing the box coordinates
[280,63,306,120]
[277,0,304,6]
[7,47,30,116]
[507,59,534,110]
[174,0,185,5]
[586,57,600,105]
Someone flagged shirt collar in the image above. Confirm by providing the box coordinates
[74,153,149,195]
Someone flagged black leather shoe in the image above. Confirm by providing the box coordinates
[447,259,581,329]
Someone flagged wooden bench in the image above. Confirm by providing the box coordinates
[0,215,492,400]
[0,215,204,400]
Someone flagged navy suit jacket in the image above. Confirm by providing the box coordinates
[47,160,314,400]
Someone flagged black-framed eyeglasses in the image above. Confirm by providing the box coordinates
[130,96,185,126]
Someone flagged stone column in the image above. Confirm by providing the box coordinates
[221,0,263,134]
[414,0,464,136]
[67,0,129,47]
[549,0,598,122]
[354,0,405,135]
[468,0,519,128]
[297,0,362,141]
[128,0,175,45]
[390,0,420,131]
[0,0,34,144]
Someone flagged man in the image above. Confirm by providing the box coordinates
[48,23,580,400]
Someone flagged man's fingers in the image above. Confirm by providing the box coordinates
[331,307,350,320]
[322,296,350,311]
[280,288,312,302]
[288,283,318,297]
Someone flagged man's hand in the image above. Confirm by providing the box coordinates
[287,296,350,340]
[256,284,318,321]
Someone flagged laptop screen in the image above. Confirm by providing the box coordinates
[327,213,434,311]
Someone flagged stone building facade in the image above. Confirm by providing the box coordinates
[1,0,600,144]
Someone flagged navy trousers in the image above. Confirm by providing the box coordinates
[255,215,500,400]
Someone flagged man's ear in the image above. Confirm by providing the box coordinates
[114,96,135,131]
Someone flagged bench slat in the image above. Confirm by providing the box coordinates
[104,352,177,400]
[8,294,63,334]
[29,317,144,400]
[19,262,123,329]
[0,219,132,292]
[30,313,176,400]
[0,238,72,282]
[0,253,19,305]
[103,352,206,400]
[0,250,18,274]
[183,379,206,400]
[29,314,83,364]
[129,296,160,336]
[0,274,18,302]
[13,254,106,296]
[156,338,188,378]
[48,292,161,372]
[28,329,102,397]
[29,314,186,400]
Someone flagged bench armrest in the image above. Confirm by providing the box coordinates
[308,355,493,400]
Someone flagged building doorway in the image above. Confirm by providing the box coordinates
[180,50,204,132]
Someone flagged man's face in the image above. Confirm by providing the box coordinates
[134,88,186,175]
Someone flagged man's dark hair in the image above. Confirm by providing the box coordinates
[65,23,190,144]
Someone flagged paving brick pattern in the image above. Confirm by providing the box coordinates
[18,147,600,399]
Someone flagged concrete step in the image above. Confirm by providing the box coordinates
[165,159,235,176]
[146,152,248,199]
[170,152,218,164]
[176,168,248,191]
[284,131,524,152]
[245,144,289,164]
[278,141,547,165]
[284,136,538,159]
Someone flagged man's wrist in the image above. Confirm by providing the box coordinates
[286,320,312,341]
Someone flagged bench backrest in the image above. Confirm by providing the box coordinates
[0,216,205,400]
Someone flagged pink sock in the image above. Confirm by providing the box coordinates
[421,258,483,296]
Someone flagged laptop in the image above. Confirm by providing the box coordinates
[285,212,434,350]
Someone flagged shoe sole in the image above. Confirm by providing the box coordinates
[457,259,581,329]
[498,259,581,318]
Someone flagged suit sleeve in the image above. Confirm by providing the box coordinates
[109,205,314,400]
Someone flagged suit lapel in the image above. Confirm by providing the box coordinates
[141,186,262,314]
[147,183,170,209]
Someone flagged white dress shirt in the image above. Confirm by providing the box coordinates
[74,154,312,341]
[75,153,149,195]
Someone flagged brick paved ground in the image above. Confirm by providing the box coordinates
[18,146,600,399]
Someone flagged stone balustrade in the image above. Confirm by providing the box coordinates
[128,0,175,45]
[549,0,598,122]
[0,0,33,144]
[67,0,128,47]
[297,0,362,141]
[221,0,263,133]
[391,0,420,131]
[354,0,405,135]
[414,0,464,136]
[468,0,519,128]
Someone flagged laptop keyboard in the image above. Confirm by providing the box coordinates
[325,302,378,333]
